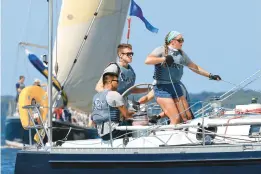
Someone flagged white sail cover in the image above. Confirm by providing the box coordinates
[53,0,131,112]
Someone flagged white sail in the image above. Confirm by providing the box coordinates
[53,0,131,112]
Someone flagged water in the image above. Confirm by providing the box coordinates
[1,115,18,174]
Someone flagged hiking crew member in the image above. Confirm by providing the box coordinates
[92,72,134,140]
[96,43,147,94]
[145,30,221,124]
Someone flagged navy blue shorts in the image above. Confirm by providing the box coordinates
[153,83,183,99]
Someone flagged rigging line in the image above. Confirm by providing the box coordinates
[21,0,33,42]
[18,42,48,49]
[165,59,199,121]
[13,0,33,83]
[163,53,185,122]
[187,129,256,143]
[173,60,260,100]
[196,127,257,143]
[23,0,33,81]
[13,45,22,89]
[194,69,261,115]
[60,0,104,90]
[220,74,261,102]
[193,74,261,118]
[24,47,31,80]
[166,64,193,122]
[114,0,123,61]
[36,18,48,45]
[54,0,60,76]
[35,2,50,45]
[221,79,261,95]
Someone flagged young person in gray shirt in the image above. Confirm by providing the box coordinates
[145,30,221,125]
[92,72,134,140]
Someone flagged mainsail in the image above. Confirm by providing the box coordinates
[53,0,131,112]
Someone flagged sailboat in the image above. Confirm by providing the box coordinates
[14,0,261,173]
[4,1,100,148]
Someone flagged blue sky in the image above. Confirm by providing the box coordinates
[1,0,261,96]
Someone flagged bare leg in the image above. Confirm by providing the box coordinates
[174,98,187,122]
[174,96,193,121]
[156,97,180,124]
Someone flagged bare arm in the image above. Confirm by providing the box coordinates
[187,62,210,78]
[145,46,166,65]
[95,76,104,92]
[118,105,134,119]
[145,55,166,65]
[131,87,149,94]
[88,119,96,128]
[96,64,119,92]
[41,83,47,87]
[17,88,22,93]
[138,90,154,104]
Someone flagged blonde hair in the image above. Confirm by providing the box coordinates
[164,32,171,56]
[117,43,132,55]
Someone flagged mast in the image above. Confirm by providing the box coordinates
[47,0,53,146]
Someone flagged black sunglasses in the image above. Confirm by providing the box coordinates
[111,80,119,83]
[175,38,184,43]
[122,52,134,57]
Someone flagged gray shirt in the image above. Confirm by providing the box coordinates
[150,46,192,84]
[106,91,125,107]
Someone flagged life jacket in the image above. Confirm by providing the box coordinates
[105,62,136,94]
[153,50,184,83]
[91,90,120,124]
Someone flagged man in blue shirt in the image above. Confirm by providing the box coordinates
[15,75,25,103]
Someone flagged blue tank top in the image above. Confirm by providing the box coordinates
[16,82,25,98]
[153,48,190,84]
[117,63,136,94]
[91,90,120,124]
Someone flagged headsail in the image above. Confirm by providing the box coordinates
[53,0,131,112]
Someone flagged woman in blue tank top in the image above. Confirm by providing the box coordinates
[145,31,221,124]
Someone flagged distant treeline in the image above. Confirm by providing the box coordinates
[190,89,260,108]
[1,90,260,117]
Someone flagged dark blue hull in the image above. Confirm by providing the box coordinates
[15,150,261,174]
[5,117,33,145]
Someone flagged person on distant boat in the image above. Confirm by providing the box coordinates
[53,106,72,122]
[33,78,41,87]
[33,78,47,89]
[54,107,63,121]
[15,75,25,103]
[95,43,147,95]
[145,30,221,125]
[92,72,134,141]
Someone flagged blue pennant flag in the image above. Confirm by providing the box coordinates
[129,0,159,33]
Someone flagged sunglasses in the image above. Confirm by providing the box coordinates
[175,38,184,43]
[111,80,119,83]
[122,52,134,57]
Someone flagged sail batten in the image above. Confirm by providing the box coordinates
[53,0,131,112]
